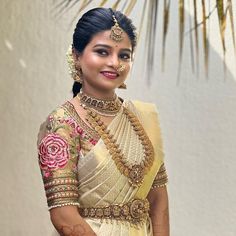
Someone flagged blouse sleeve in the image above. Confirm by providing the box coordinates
[37,108,81,210]
[151,103,168,189]
[151,163,168,189]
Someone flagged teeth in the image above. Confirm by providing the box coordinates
[102,72,117,77]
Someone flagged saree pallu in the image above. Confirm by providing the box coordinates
[77,100,165,236]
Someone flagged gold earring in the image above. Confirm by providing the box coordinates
[74,66,83,83]
[118,83,127,89]
[66,45,82,84]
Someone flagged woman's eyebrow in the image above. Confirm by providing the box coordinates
[93,44,111,49]
[93,44,132,53]
[121,49,132,53]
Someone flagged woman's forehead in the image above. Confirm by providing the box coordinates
[87,30,132,50]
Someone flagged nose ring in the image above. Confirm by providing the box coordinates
[117,64,126,73]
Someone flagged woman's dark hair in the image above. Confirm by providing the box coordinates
[71,7,137,97]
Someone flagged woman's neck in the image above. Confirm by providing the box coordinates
[81,87,116,100]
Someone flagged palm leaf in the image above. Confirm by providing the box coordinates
[112,0,122,10]
[177,0,185,83]
[124,0,137,16]
[145,0,159,83]
[216,0,226,53]
[99,0,108,7]
[193,0,199,76]
[162,0,171,71]
[53,0,236,81]
[226,0,236,51]
[201,0,209,77]
[188,0,195,73]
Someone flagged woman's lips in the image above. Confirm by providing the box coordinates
[101,71,119,80]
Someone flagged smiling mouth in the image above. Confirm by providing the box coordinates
[100,71,119,80]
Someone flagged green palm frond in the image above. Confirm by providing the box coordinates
[53,0,236,80]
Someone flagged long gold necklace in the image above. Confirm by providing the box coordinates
[84,106,154,187]
[77,92,122,117]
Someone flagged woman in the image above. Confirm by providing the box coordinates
[37,8,169,236]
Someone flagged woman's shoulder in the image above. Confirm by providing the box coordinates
[37,101,69,131]
[47,101,70,119]
[41,100,76,126]
[37,101,72,143]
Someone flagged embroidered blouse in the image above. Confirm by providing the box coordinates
[37,101,168,210]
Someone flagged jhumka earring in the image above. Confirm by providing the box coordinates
[110,15,124,42]
[66,45,82,84]
[119,83,127,89]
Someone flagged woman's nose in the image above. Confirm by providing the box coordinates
[108,55,119,68]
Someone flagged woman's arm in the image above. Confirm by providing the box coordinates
[37,110,96,235]
[50,206,96,236]
[147,186,169,236]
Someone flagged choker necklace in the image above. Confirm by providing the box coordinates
[77,92,122,117]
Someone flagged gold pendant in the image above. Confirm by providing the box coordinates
[85,107,154,188]
[128,165,145,187]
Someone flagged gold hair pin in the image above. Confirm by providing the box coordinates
[66,45,82,83]
[110,15,124,42]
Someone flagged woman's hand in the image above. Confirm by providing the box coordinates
[50,206,97,236]
[147,186,169,236]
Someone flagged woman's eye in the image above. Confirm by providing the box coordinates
[120,53,131,60]
[96,49,108,56]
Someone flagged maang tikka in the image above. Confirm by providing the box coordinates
[66,45,82,83]
[110,14,124,42]
[110,14,127,89]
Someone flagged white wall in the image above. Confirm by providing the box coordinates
[0,1,236,235]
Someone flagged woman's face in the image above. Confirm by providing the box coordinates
[75,30,133,97]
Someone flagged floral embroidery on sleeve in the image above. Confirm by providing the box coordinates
[38,133,70,176]
[37,108,81,210]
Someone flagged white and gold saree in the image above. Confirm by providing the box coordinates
[37,100,168,236]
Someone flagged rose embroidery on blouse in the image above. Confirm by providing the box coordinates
[38,133,70,170]
[76,126,84,136]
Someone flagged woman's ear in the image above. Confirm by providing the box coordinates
[72,47,80,64]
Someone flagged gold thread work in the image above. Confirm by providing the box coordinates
[44,177,80,209]
[84,106,154,187]
[79,198,149,227]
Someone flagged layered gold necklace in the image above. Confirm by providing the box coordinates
[77,91,122,117]
[77,92,154,187]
